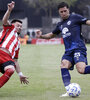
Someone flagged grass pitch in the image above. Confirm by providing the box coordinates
[0,44,90,100]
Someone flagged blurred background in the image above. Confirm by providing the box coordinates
[0,0,90,44]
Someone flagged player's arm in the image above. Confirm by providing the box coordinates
[2,1,15,25]
[14,59,29,84]
[86,20,90,25]
[36,30,56,39]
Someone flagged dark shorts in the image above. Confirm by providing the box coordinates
[62,49,88,70]
[0,50,15,74]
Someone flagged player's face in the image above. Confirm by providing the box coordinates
[14,22,22,34]
[58,6,70,19]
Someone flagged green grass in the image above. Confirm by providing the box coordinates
[0,44,90,100]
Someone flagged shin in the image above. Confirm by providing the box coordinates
[0,66,15,88]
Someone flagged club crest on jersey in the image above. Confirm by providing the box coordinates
[61,25,63,29]
[67,21,71,25]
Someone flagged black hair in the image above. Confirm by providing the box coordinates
[11,19,22,24]
[58,2,69,10]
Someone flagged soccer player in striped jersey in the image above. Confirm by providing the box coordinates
[0,1,29,88]
[36,2,90,97]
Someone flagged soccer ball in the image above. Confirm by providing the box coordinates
[67,83,81,97]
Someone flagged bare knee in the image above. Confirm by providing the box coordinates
[61,59,72,69]
[76,62,86,74]
[4,65,15,72]
[76,67,84,74]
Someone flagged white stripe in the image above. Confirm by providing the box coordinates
[9,37,17,53]
[12,42,19,58]
[2,29,15,48]
[0,30,3,38]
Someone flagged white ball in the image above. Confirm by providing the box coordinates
[67,83,81,97]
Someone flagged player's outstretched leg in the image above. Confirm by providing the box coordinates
[61,68,71,87]
[60,59,72,97]
[0,68,15,88]
[60,68,71,97]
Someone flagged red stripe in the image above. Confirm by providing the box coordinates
[6,35,16,50]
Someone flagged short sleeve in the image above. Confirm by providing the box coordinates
[3,24,15,30]
[75,14,88,24]
[52,22,61,35]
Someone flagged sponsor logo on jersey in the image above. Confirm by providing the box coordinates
[62,27,71,38]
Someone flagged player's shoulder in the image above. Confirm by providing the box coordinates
[3,24,15,30]
[57,21,63,27]
[71,13,83,19]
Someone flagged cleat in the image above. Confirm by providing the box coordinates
[60,92,69,97]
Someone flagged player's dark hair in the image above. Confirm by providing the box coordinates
[11,19,22,24]
[58,2,69,10]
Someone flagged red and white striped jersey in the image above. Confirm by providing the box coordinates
[0,25,20,59]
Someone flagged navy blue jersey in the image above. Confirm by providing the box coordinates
[52,14,88,51]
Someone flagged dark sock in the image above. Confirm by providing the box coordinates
[61,68,71,87]
[84,65,90,74]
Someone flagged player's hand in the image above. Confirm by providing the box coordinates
[19,75,29,84]
[36,30,42,38]
[8,1,15,11]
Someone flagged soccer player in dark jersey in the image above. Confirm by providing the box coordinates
[36,2,90,97]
